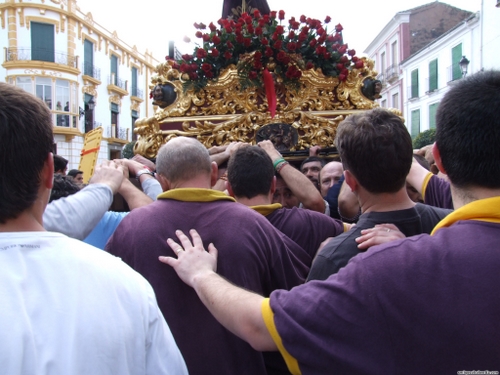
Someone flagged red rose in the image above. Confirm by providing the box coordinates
[190,63,198,71]
[181,54,193,61]
[254,51,262,60]
[194,22,200,29]
[355,60,364,69]
[352,56,359,62]
[298,33,307,42]
[306,61,314,69]
[212,35,221,45]
[205,70,213,78]
[180,63,190,73]
[217,18,225,26]
[189,72,198,80]
[263,14,270,24]
[248,71,258,80]
[291,21,300,30]
[274,40,282,49]
[255,27,263,36]
[211,49,219,57]
[224,51,232,59]
[270,11,277,19]
[283,56,291,64]
[209,22,217,32]
[348,49,356,56]
[337,63,345,70]
[277,51,287,62]
[309,39,317,47]
[287,42,297,51]
[327,35,334,43]
[317,27,325,35]
[199,23,206,29]
[300,15,307,23]
[202,34,210,42]
[243,38,252,47]
[335,23,343,32]
[288,31,295,39]
[325,16,331,23]
[196,48,207,58]
[201,63,212,72]
[261,38,269,45]
[278,10,285,20]
[254,60,263,69]
[253,9,261,18]
[236,35,244,43]
[195,31,203,38]
[227,41,234,49]
[339,73,346,81]
[265,47,274,57]
[323,52,331,59]
[224,25,233,33]
[340,55,348,63]
[338,45,347,54]
[276,25,284,34]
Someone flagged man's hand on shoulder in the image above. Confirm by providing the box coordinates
[159,229,218,288]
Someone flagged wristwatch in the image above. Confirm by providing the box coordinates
[136,169,155,180]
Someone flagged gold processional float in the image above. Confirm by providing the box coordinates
[133,4,386,161]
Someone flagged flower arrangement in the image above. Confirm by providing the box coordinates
[171,9,363,92]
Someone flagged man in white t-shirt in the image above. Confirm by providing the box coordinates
[0,82,188,375]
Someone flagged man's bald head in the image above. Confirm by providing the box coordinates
[319,161,343,197]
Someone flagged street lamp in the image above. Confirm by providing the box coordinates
[459,56,470,78]
[87,97,96,110]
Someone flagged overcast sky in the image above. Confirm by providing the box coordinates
[78,0,481,62]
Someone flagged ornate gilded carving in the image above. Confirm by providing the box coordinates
[135,56,380,158]
[82,84,97,98]
[109,95,121,106]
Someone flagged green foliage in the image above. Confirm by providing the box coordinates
[122,141,136,159]
[413,128,436,149]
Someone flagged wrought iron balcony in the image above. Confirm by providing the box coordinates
[131,87,143,99]
[5,47,77,68]
[385,64,399,83]
[83,61,101,80]
[108,75,127,90]
[106,126,128,141]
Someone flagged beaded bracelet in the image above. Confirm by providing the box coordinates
[272,157,286,169]
[275,161,289,174]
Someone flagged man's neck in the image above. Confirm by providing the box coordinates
[234,194,272,207]
[358,188,416,214]
[0,211,45,233]
[451,185,500,209]
[169,177,212,190]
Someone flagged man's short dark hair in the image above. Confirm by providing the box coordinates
[53,154,68,173]
[335,108,413,194]
[0,83,53,223]
[50,175,81,202]
[67,169,83,178]
[300,156,325,171]
[436,70,500,189]
[227,146,274,199]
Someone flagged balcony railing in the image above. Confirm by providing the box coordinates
[131,87,143,99]
[385,64,399,83]
[107,126,128,141]
[83,61,101,80]
[376,73,387,88]
[108,75,127,90]
[5,47,77,68]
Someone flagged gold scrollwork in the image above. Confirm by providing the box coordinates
[134,56,380,158]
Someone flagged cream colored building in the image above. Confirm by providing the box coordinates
[0,0,160,169]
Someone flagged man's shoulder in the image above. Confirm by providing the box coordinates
[414,202,453,218]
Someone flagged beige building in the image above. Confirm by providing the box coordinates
[0,0,160,169]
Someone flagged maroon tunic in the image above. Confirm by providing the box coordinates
[107,189,309,375]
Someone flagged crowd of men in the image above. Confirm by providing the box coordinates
[1,69,499,374]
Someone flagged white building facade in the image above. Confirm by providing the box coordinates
[0,0,159,170]
[401,13,481,137]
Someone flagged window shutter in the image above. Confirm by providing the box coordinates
[411,110,420,139]
[411,69,419,98]
[111,55,118,85]
[31,22,54,62]
[132,67,138,96]
[451,44,462,81]
[84,40,94,77]
[429,103,439,129]
[429,59,438,91]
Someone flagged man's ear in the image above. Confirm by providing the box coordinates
[43,153,54,190]
[156,173,170,192]
[432,143,447,175]
[210,161,219,187]
[343,170,358,192]
[270,176,277,195]
[226,182,235,197]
